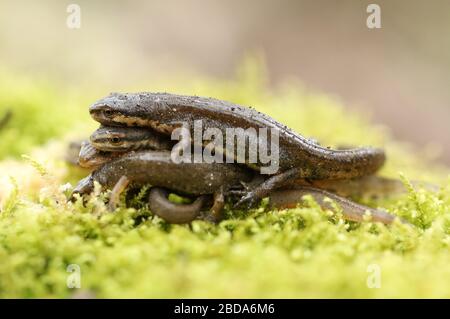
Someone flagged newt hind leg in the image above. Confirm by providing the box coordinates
[208,188,225,222]
[234,168,300,208]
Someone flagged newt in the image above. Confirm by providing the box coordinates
[73,148,253,222]
[88,92,386,207]
[75,129,406,225]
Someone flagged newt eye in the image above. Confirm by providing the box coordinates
[104,110,113,116]
[111,137,120,144]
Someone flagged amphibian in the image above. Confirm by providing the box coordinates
[88,93,386,207]
[75,128,405,224]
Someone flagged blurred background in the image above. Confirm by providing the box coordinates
[1,0,449,163]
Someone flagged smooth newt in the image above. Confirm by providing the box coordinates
[75,131,405,225]
[88,92,386,206]
[74,149,253,222]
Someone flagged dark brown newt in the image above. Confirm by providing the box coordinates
[88,93,386,206]
[88,125,409,199]
[73,143,405,225]
[73,135,425,201]
[73,149,253,222]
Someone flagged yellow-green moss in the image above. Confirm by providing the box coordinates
[0,59,449,298]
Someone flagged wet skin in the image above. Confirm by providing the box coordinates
[86,127,408,199]
[75,150,252,195]
[74,149,253,222]
[74,141,405,225]
[88,92,386,206]
[79,134,419,201]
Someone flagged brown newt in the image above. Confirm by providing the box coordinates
[88,93,386,207]
[73,149,253,222]
[73,140,405,225]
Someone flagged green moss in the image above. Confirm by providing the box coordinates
[0,60,449,298]
[0,70,95,159]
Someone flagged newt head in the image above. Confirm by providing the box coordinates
[77,140,123,169]
[89,92,133,125]
[89,92,173,128]
[89,125,161,152]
